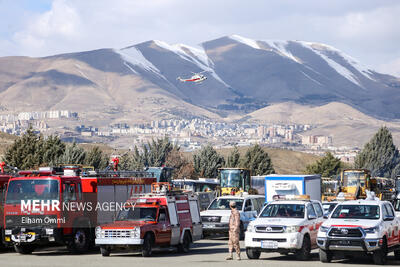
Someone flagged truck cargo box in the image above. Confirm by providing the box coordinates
[264,174,321,202]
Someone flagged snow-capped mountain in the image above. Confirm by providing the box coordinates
[0,35,399,123]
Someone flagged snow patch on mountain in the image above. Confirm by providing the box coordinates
[298,42,364,87]
[262,40,301,63]
[229,35,260,49]
[116,47,161,75]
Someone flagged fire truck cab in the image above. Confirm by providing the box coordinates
[95,187,202,257]
[3,168,97,254]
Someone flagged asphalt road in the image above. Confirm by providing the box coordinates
[1,239,400,267]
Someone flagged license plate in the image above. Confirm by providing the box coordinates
[203,224,215,228]
[261,241,278,249]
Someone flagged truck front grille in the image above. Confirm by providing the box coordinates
[103,230,131,238]
[328,227,363,237]
[255,226,284,233]
[201,216,221,223]
[329,240,363,246]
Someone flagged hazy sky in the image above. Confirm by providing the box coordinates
[0,0,399,76]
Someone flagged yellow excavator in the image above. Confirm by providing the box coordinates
[218,168,253,195]
[329,169,394,201]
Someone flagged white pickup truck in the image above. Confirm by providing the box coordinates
[245,197,325,260]
[317,200,400,264]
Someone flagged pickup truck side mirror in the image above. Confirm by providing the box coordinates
[308,214,317,220]
[383,215,395,221]
[323,214,329,219]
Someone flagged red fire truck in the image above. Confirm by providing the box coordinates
[2,167,158,254]
[0,172,14,249]
[95,184,202,257]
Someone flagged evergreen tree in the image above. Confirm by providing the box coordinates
[166,148,197,179]
[131,137,175,168]
[4,127,44,169]
[355,126,400,178]
[305,152,342,177]
[226,146,241,168]
[241,144,275,175]
[193,144,225,178]
[85,146,108,169]
[59,143,87,165]
[42,135,66,165]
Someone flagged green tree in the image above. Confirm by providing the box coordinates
[355,126,400,178]
[226,146,241,168]
[42,135,66,165]
[4,127,44,169]
[166,148,197,179]
[85,146,108,169]
[193,145,225,178]
[305,152,342,177]
[131,137,175,168]
[241,144,275,175]
[59,142,87,165]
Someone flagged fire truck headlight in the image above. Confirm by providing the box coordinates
[45,228,54,235]
[5,229,12,235]
[130,227,140,239]
[95,226,102,238]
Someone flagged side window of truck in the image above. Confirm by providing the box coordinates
[63,183,77,202]
[252,199,260,212]
[158,208,167,223]
[313,203,324,217]
[307,204,317,218]
[384,204,394,217]
[244,199,252,211]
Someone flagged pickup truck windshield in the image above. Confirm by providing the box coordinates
[116,207,157,221]
[260,204,305,218]
[331,205,380,220]
[6,179,59,204]
[208,199,244,210]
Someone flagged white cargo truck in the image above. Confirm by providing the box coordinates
[264,175,321,202]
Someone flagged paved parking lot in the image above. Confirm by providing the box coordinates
[1,239,400,267]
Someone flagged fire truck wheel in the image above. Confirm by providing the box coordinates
[372,239,387,265]
[100,246,111,257]
[68,228,90,254]
[319,249,332,263]
[177,232,191,253]
[142,233,154,257]
[14,244,35,254]
[295,235,311,261]
[246,248,261,259]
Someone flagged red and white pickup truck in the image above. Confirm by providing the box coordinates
[317,199,400,264]
[95,190,202,257]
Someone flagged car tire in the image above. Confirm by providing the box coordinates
[177,232,191,253]
[319,249,332,263]
[296,235,311,261]
[14,244,35,254]
[100,246,110,257]
[372,239,387,265]
[142,233,153,257]
[246,248,261,259]
[67,228,90,254]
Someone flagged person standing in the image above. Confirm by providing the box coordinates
[226,201,241,260]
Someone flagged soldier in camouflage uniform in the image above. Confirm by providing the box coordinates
[226,201,241,260]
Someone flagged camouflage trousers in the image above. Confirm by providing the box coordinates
[228,230,240,254]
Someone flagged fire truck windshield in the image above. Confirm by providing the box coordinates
[220,170,241,188]
[343,171,365,187]
[116,207,157,221]
[6,179,60,204]
[260,204,305,218]
[208,198,244,210]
